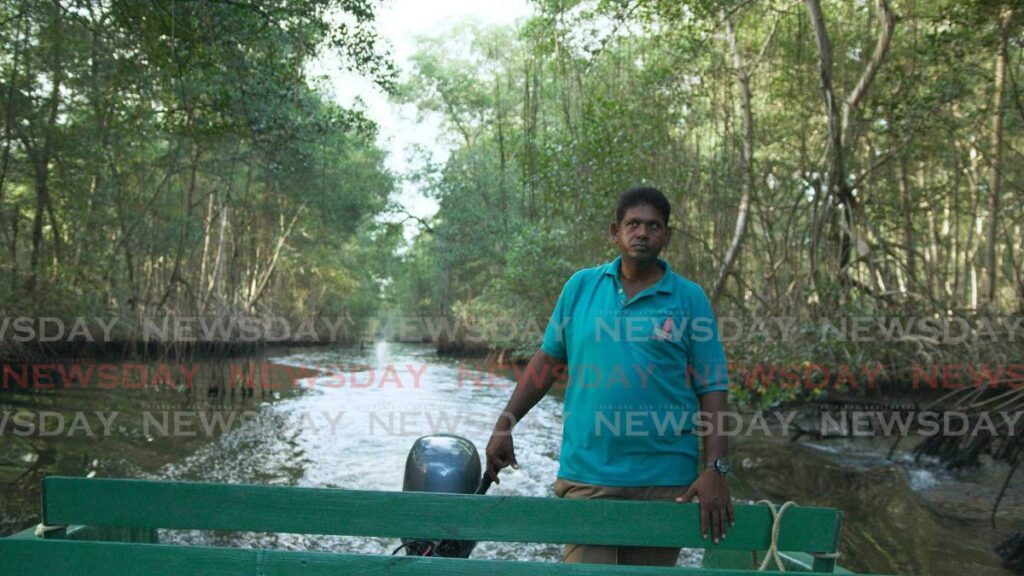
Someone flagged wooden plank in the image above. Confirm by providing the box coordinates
[701,550,854,574]
[0,538,859,576]
[42,476,840,553]
[701,549,758,570]
[810,511,843,572]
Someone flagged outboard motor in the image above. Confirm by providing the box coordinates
[398,434,493,558]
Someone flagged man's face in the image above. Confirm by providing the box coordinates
[611,204,671,263]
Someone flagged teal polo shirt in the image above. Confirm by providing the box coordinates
[541,256,730,486]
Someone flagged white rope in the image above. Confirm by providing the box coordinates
[34,523,65,537]
[756,500,797,571]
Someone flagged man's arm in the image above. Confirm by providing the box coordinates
[676,287,733,542]
[699,389,728,464]
[677,390,733,543]
[485,349,565,483]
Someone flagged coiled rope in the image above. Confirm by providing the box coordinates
[754,500,839,571]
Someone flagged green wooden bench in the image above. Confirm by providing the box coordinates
[0,476,863,574]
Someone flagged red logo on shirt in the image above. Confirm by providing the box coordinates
[653,317,674,340]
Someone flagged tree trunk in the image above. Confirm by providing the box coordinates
[1011,222,1023,314]
[246,203,305,311]
[804,0,895,294]
[951,148,962,306]
[805,0,848,287]
[840,0,896,148]
[984,7,1013,304]
[8,206,17,293]
[965,141,983,307]
[898,158,916,291]
[22,2,65,294]
[159,142,202,310]
[26,158,61,292]
[204,201,229,311]
[712,13,754,306]
[198,192,216,310]
[0,7,24,210]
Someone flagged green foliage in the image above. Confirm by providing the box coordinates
[389,0,1024,405]
[0,0,397,335]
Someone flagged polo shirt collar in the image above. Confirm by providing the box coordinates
[603,256,675,294]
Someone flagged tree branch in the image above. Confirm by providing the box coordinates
[841,0,896,147]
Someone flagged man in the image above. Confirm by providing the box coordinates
[485,186,733,567]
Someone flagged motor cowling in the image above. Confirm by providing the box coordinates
[401,434,484,558]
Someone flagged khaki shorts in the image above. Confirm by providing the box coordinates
[553,477,688,566]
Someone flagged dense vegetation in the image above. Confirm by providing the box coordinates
[390,0,1024,400]
[2,1,1022,399]
[0,0,400,340]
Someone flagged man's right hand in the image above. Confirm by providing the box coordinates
[485,432,518,484]
[485,349,564,484]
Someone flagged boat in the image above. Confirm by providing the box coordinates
[0,434,873,574]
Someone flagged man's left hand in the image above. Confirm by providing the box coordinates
[676,469,734,543]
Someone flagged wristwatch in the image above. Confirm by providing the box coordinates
[705,457,730,476]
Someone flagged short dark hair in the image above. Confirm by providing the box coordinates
[615,186,671,225]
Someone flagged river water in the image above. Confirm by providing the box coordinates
[2,342,1021,573]
[154,342,593,563]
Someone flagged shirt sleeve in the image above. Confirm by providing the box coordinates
[686,287,730,396]
[540,275,575,360]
